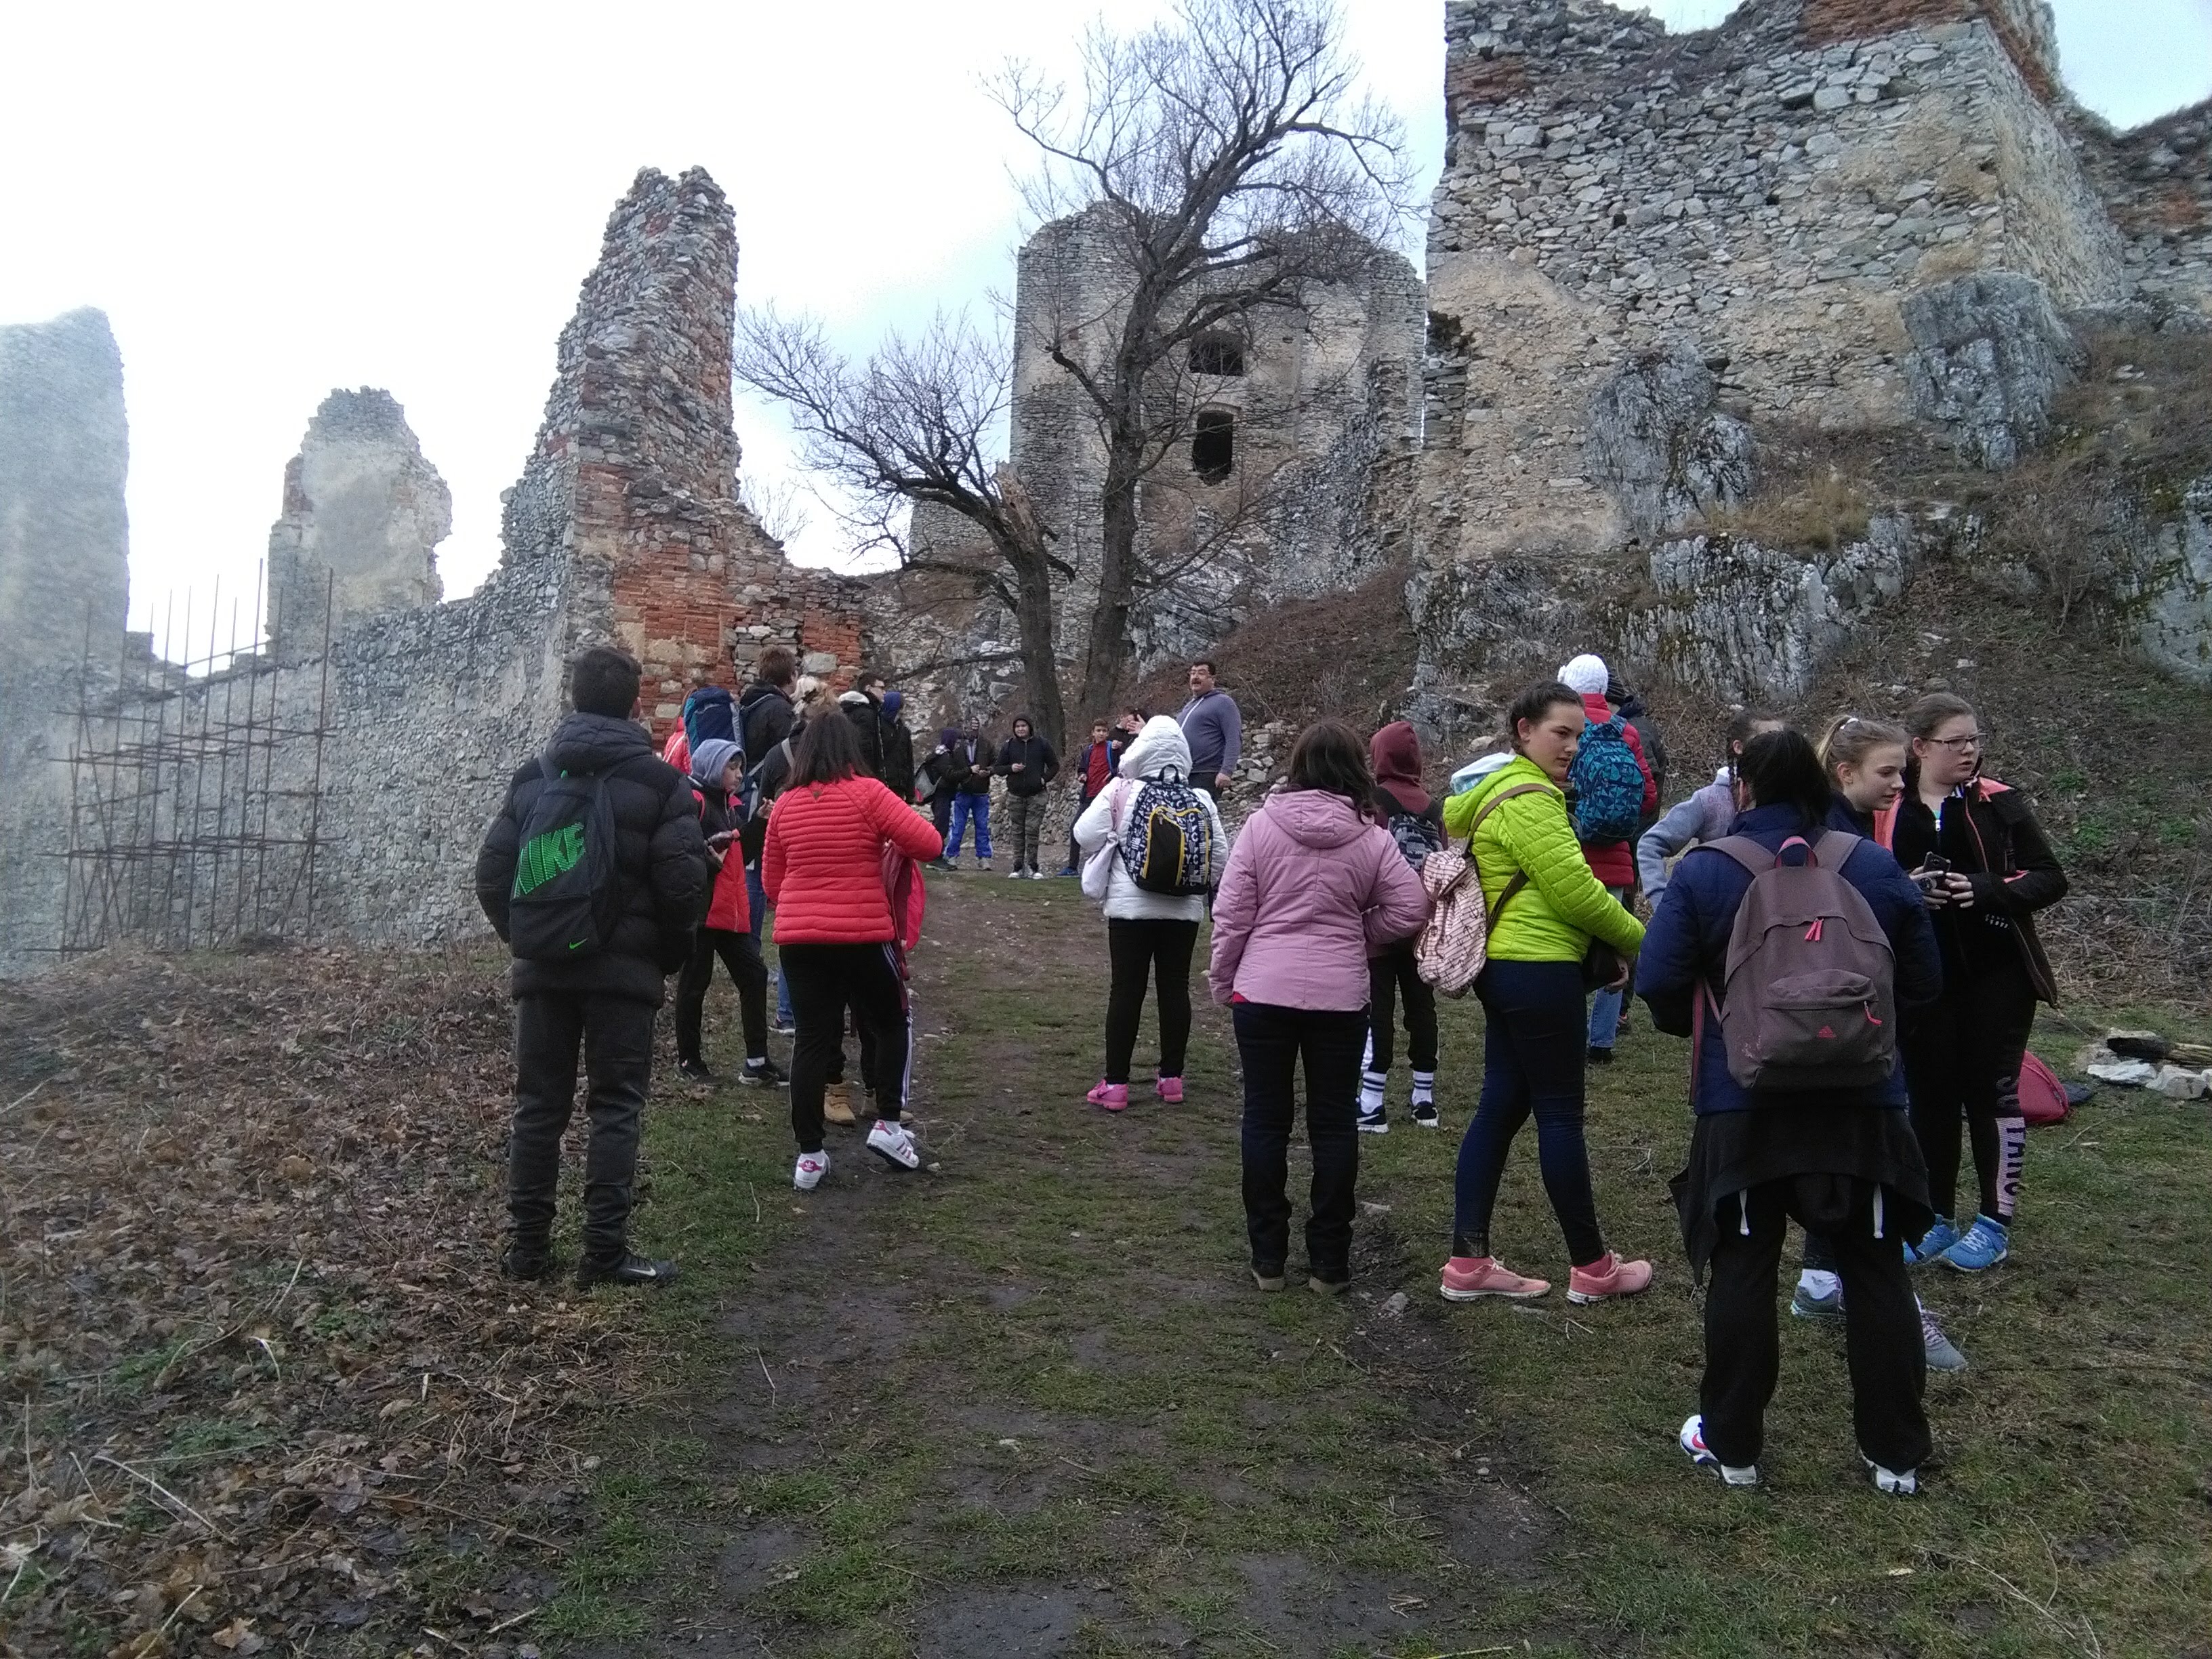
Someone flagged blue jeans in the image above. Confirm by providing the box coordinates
[947,793,992,860]
[747,861,792,1025]
[1586,885,1634,1050]
[1454,959,1605,1265]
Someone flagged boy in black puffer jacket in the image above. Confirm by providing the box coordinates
[476,647,708,1289]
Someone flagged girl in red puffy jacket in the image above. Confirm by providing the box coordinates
[763,712,945,1191]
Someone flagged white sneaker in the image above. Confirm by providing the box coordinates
[1006,866,1024,879]
[792,1150,830,1191]
[1679,1414,1759,1487]
[867,1119,921,1170]
[1864,1456,1919,1496]
[1027,869,1046,880]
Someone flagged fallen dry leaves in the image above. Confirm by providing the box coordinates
[1,945,644,1657]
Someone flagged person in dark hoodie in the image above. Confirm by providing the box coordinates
[917,726,962,869]
[1637,729,1942,1494]
[997,716,1060,879]
[879,689,918,802]
[737,644,801,1025]
[476,647,708,1288]
[672,738,785,1091]
[839,672,891,784]
[1359,721,1447,1133]
[1891,693,2067,1274]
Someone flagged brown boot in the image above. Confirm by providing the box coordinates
[821,1082,857,1126]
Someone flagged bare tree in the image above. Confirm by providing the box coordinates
[737,473,814,548]
[733,307,1073,747]
[991,0,1413,727]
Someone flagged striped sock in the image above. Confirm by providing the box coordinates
[1411,1069,1435,1108]
[1359,1070,1387,1115]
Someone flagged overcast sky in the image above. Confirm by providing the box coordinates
[2,0,2205,652]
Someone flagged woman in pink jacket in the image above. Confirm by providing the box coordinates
[1210,720,1431,1294]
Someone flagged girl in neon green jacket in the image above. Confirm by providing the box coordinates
[1436,682,1654,1310]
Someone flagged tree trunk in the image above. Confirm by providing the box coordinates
[1010,556,1067,753]
[1078,431,1147,733]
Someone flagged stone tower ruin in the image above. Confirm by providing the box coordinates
[266,388,450,662]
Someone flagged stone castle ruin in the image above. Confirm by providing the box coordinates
[0,168,867,976]
[1,0,2208,972]
[1409,0,2211,714]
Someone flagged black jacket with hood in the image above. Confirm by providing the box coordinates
[475,713,710,1004]
[737,680,796,762]
[996,733,1060,797]
[1891,774,2066,1004]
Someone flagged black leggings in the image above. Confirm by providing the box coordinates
[781,942,910,1153]
[674,926,768,1063]
[1367,943,1437,1074]
[1901,958,2036,1223]
[1104,918,1199,1084]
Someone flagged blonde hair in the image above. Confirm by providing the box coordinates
[1818,714,1908,779]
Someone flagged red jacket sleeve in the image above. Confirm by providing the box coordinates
[762,798,787,905]
[868,779,945,862]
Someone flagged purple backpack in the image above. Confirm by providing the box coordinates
[1705,832,1897,1093]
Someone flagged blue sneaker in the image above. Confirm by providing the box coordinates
[1942,1214,2009,1272]
[1904,1216,1960,1265]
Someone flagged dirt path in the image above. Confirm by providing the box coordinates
[581,879,1561,1658]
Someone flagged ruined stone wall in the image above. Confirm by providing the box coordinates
[267,388,448,662]
[2067,99,2212,324]
[0,168,870,974]
[1410,0,2150,708]
[0,310,129,670]
[874,206,1424,739]
[501,167,867,731]
[0,310,130,972]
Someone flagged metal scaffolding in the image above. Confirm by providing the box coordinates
[49,563,335,958]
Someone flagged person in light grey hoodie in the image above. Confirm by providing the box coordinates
[1635,708,1782,905]
[1072,716,1229,1111]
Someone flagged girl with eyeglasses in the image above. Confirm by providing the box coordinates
[1891,693,2068,1273]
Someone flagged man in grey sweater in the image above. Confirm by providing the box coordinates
[1176,660,1242,800]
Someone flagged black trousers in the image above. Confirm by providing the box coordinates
[929,792,953,850]
[508,991,656,1264]
[1366,943,1438,1074]
[782,942,910,1153]
[1234,1002,1367,1279]
[1103,917,1199,1083]
[1901,957,2036,1222]
[673,926,768,1063]
[1703,1177,1930,1473]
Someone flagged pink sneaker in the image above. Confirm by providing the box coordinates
[1085,1080,1129,1112]
[1567,1252,1654,1304]
[1438,1256,1550,1301]
[1155,1076,1184,1103]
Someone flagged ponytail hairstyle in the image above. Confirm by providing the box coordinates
[1507,680,1584,754]
[1723,705,1782,783]
[1284,718,1374,804]
[1818,713,1909,785]
[1900,691,1978,787]
[1736,729,1831,827]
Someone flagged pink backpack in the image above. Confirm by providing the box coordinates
[1704,832,1897,1092]
[2018,1051,2069,1126]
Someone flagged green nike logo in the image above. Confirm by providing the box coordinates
[569,939,588,951]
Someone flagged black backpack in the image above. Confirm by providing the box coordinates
[507,760,625,961]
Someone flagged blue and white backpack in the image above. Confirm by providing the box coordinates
[1119,769,1217,896]
[1568,715,1645,843]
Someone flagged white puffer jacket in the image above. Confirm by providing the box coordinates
[1071,716,1231,922]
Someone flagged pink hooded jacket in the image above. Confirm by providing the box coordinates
[1208,790,1431,1010]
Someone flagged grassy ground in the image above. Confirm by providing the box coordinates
[549,879,2212,1659]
